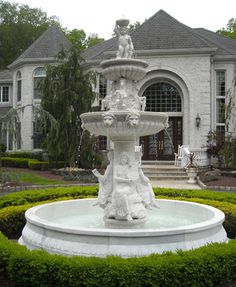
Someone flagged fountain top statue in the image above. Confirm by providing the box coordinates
[114,18,134,59]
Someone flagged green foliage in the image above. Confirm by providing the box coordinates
[66,29,104,51]
[1,157,29,168]
[41,46,96,167]
[3,151,43,160]
[218,17,236,39]
[28,159,49,171]
[0,231,235,286]
[0,186,98,208]
[0,187,236,286]
[0,0,60,68]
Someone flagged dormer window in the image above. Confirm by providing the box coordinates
[33,67,46,99]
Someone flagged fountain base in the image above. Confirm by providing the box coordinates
[19,199,227,258]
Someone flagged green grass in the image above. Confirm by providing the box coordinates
[1,171,64,186]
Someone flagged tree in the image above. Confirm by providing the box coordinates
[40,47,96,166]
[218,18,236,39]
[66,29,104,50]
[0,0,60,68]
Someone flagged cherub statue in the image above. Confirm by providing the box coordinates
[114,20,134,58]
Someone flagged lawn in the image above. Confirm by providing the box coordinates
[0,169,65,186]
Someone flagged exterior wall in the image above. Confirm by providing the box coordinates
[136,54,212,150]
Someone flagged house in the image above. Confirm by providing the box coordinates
[1,10,236,165]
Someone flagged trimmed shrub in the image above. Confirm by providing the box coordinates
[0,187,236,286]
[28,159,50,171]
[0,232,235,287]
[1,157,29,168]
[3,151,43,160]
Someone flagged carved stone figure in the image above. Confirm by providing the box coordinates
[92,151,113,208]
[114,20,134,59]
[112,152,146,220]
[102,112,116,127]
[126,112,140,128]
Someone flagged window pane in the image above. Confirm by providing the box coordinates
[17,80,21,101]
[216,71,225,97]
[144,82,182,112]
[2,86,9,102]
[216,98,225,123]
[34,77,44,99]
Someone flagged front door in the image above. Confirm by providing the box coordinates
[141,117,182,160]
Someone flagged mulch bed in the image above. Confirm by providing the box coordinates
[203,176,236,187]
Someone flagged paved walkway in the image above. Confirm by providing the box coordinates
[151,179,201,190]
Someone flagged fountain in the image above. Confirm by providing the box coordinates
[19,18,228,257]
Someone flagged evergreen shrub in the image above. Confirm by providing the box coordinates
[0,187,236,286]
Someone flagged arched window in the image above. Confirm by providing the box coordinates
[16,71,22,102]
[143,82,182,112]
[33,67,46,99]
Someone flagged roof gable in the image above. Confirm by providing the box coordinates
[83,9,236,61]
[9,26,71,68]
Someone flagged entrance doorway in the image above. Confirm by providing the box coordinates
[141,117,182,160]
[141,81,183,160]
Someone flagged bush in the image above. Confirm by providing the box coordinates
[1,157,29,168]
[0,232,235,287]
[28,159,49,171]
[3,151,43,161]
[0,187,236,286]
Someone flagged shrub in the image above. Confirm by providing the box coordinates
[0,187,236,286]
[28,159,49,171]
[1,157,29,168]
[0,232,235,287]
[3,151,43,160]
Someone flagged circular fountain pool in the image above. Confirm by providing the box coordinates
[19,199,227,258]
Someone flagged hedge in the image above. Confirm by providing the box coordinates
[28,159,50,171]
[0,187,236,286]
[1,157,29,168]
[1,157,67,170]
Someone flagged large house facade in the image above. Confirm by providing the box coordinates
[1,10,236,164]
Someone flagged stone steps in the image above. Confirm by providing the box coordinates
[141,161,188,180]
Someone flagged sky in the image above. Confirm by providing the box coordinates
[6,0,236,39]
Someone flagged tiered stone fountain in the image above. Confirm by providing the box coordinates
[19,18,227,257]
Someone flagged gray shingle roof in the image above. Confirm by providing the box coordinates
[0,69,13,82]
[10,26,71,67]
[83,9,236,61]
[194,28,236,55]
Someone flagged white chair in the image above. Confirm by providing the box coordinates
[174,145,189,166]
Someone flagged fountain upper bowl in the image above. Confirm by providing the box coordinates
[81,111,168,140]
[101,58,148,81]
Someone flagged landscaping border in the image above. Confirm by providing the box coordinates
[0,186,236,286]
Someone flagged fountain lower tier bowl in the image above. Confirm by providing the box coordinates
[19,199,227,258]
[81,111,168,140]
[100,58,148,81]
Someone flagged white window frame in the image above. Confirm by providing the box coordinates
[0,86,10,103]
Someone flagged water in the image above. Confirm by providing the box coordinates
[49,208,205,230]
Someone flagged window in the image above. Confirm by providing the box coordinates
[215,71,226,134]
[33,67,46,99]
[16,71,22,102]
[98,74,107,108]
[16,122,21,150]
[143,82,182,112]
[32,121,43,149]
[0,86,9,102]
